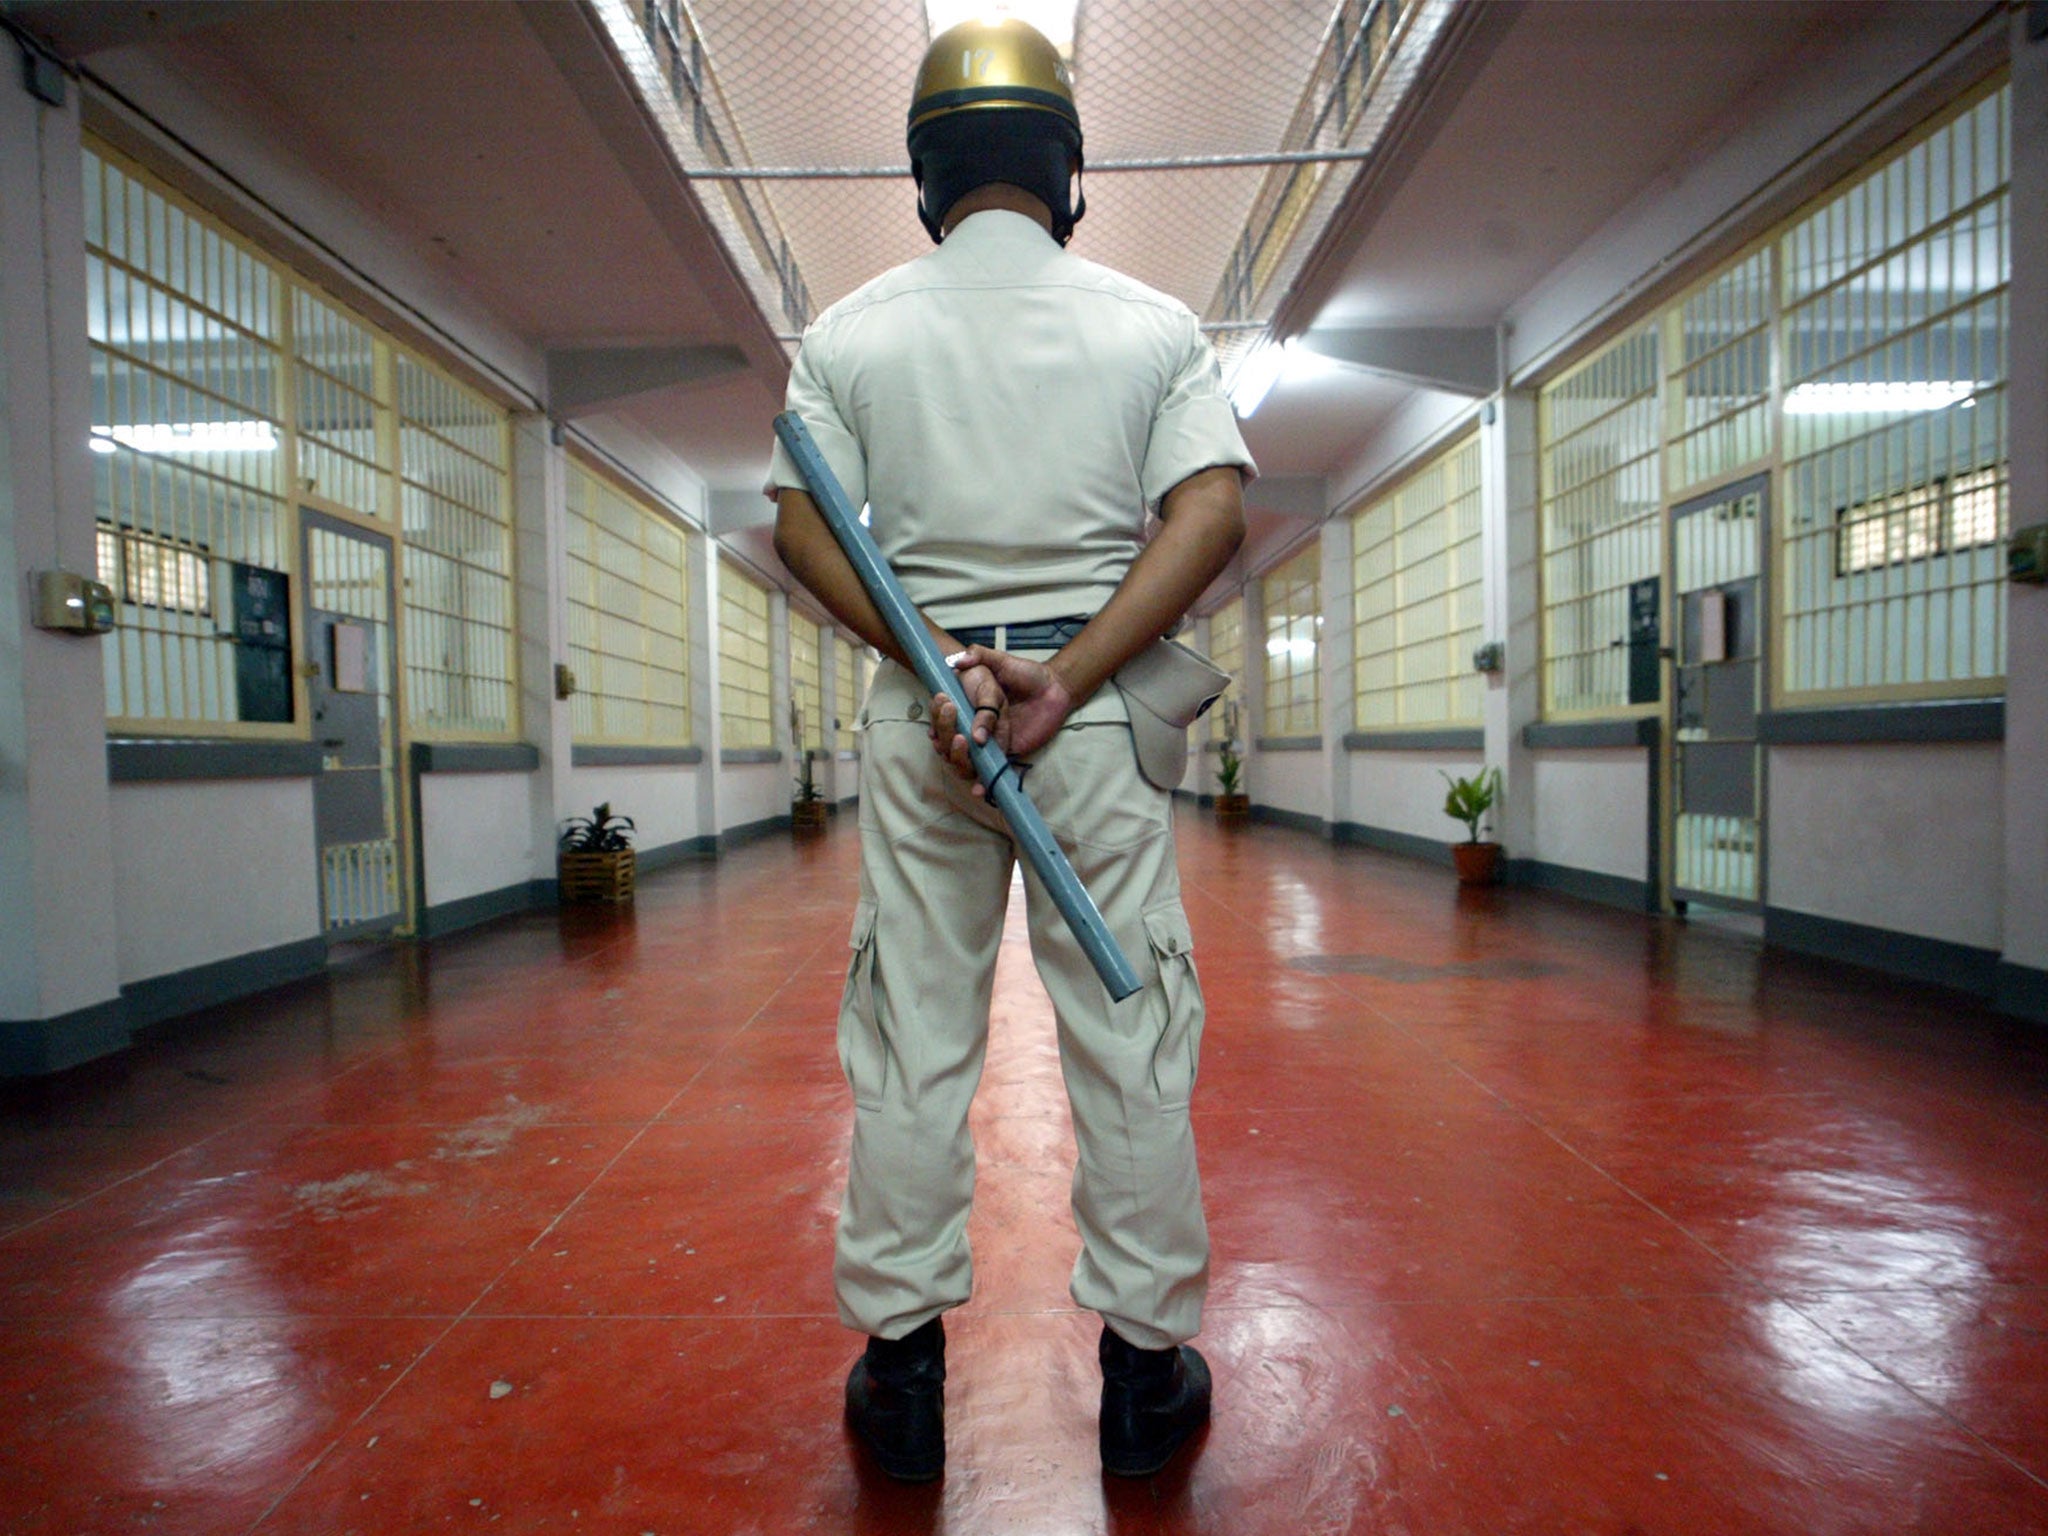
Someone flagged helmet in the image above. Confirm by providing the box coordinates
[907,17,1085,245]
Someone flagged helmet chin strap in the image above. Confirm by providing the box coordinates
[912,155,1086,246]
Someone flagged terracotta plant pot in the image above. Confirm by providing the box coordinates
[1215,793,1250,824]
[1452,840,1502,886]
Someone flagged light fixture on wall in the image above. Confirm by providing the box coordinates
[1227,337,1295,420]
[924,0,1079,55]
[1783,381,1980,414]
[90,422,279,454]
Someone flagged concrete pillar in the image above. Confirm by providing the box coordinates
[0,63,125,1071]
[511,414,572,870]
[697,541,724,836]
[1484,390,1543,860]
[2000,12,2048,1019]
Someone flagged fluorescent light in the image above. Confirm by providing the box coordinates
[1227,338,1292,420]
[925,1,1079,55]
[1784,381,1979,415]
[90,421,279,454]
[1264,636,1317,660]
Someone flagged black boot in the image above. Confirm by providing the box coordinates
[845,1317,946,1482]
[1098,1325,1211,1478]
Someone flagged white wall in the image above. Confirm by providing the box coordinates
[111,780,321,984]
[1346,752,1483,845]
[717,760,791,834]
[421,772,539,908]
[563,764,706,854]
[1769,742,2004,950]
[1527,751,1651,884]
[1251,748,1328,825]
[0,74,121,1024]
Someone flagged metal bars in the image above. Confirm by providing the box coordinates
[789,609,823,752]
[564,462,693,747]
[291,289,386,521]
[1778,84,2010,701]
[1668,248,1772,495]
[834,634,862,753]
[1207,597,1246,741]
[717,558,774,750]
[398,357,516,739]
[1351,432,1483,730]
[1538,324,1662,717]
[85,144,289,732]
[1261,542,1323,739]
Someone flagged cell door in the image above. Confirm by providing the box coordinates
[301,510,407,937]
[1668,475,1767,909]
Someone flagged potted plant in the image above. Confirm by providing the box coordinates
[1440,766,1503,885]
[790,700,828,832]
[558,801,636,903]
[1214,699,1249,824]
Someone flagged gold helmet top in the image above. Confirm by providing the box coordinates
[908,17,1078,135]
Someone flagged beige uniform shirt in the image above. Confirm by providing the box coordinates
[766,208,1256,630]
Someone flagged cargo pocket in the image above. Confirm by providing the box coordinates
[1141,899,1202,1111]
[839,899,886,1111]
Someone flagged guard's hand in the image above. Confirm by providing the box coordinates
[930,659,1006,790]
[948,645,1076,763]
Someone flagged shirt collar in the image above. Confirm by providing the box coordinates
[943,208,1058,248]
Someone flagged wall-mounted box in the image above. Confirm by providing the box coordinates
[2011,524,2048,585]
[31,570,115,634]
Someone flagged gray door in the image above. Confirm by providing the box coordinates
[301,510,405,937]
[1669,475,1767,908]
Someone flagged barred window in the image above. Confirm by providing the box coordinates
[1668,247,1772,495]
[399,357,515,737]
[292,288,386,520]
[789,609,823,752]
[1779,84,2008,701]
[833,634,862,753]
[718,560,774,750]
[86,143,289,731]
[1261,543,1321,739]
[1207,596,1245,740]
[1538,323,1662,717]
[1352,434,1483,730]
[565,462,692,747]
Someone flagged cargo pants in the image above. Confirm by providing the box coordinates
[834,657,1209,1352]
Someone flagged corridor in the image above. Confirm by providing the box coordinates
[4,813,2047,1533]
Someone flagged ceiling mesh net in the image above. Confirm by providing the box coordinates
[596,0,1454,363]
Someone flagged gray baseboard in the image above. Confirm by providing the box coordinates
[1995,962,2048,1026]
[1332,820,1453,865]
[0,997,132,1078]
[639,835,720,871]
[122,937,330,1036]
[718,815,791,852]
[1250,804,1327,838]
[419,880,554,938]
[1765,907,2002,999]
[1509,858,1656,913]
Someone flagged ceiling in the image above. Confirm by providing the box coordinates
[2,0,1996,590]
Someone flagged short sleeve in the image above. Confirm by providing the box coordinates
[764,322,869,511]
[1138,314,1258,511]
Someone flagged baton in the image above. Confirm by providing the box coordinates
[773,411,1143,1002]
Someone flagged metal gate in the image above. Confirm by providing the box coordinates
[1668,475,1767,908]
[301,510,406,937]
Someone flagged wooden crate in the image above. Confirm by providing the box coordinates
[558,849,635,903]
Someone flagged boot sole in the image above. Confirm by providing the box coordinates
[848,1414,944,1483]
[1101,1420,1205,1479]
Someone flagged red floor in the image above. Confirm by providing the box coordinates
[5,812,2048,1533]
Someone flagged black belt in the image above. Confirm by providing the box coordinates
[951,615,1092,651]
